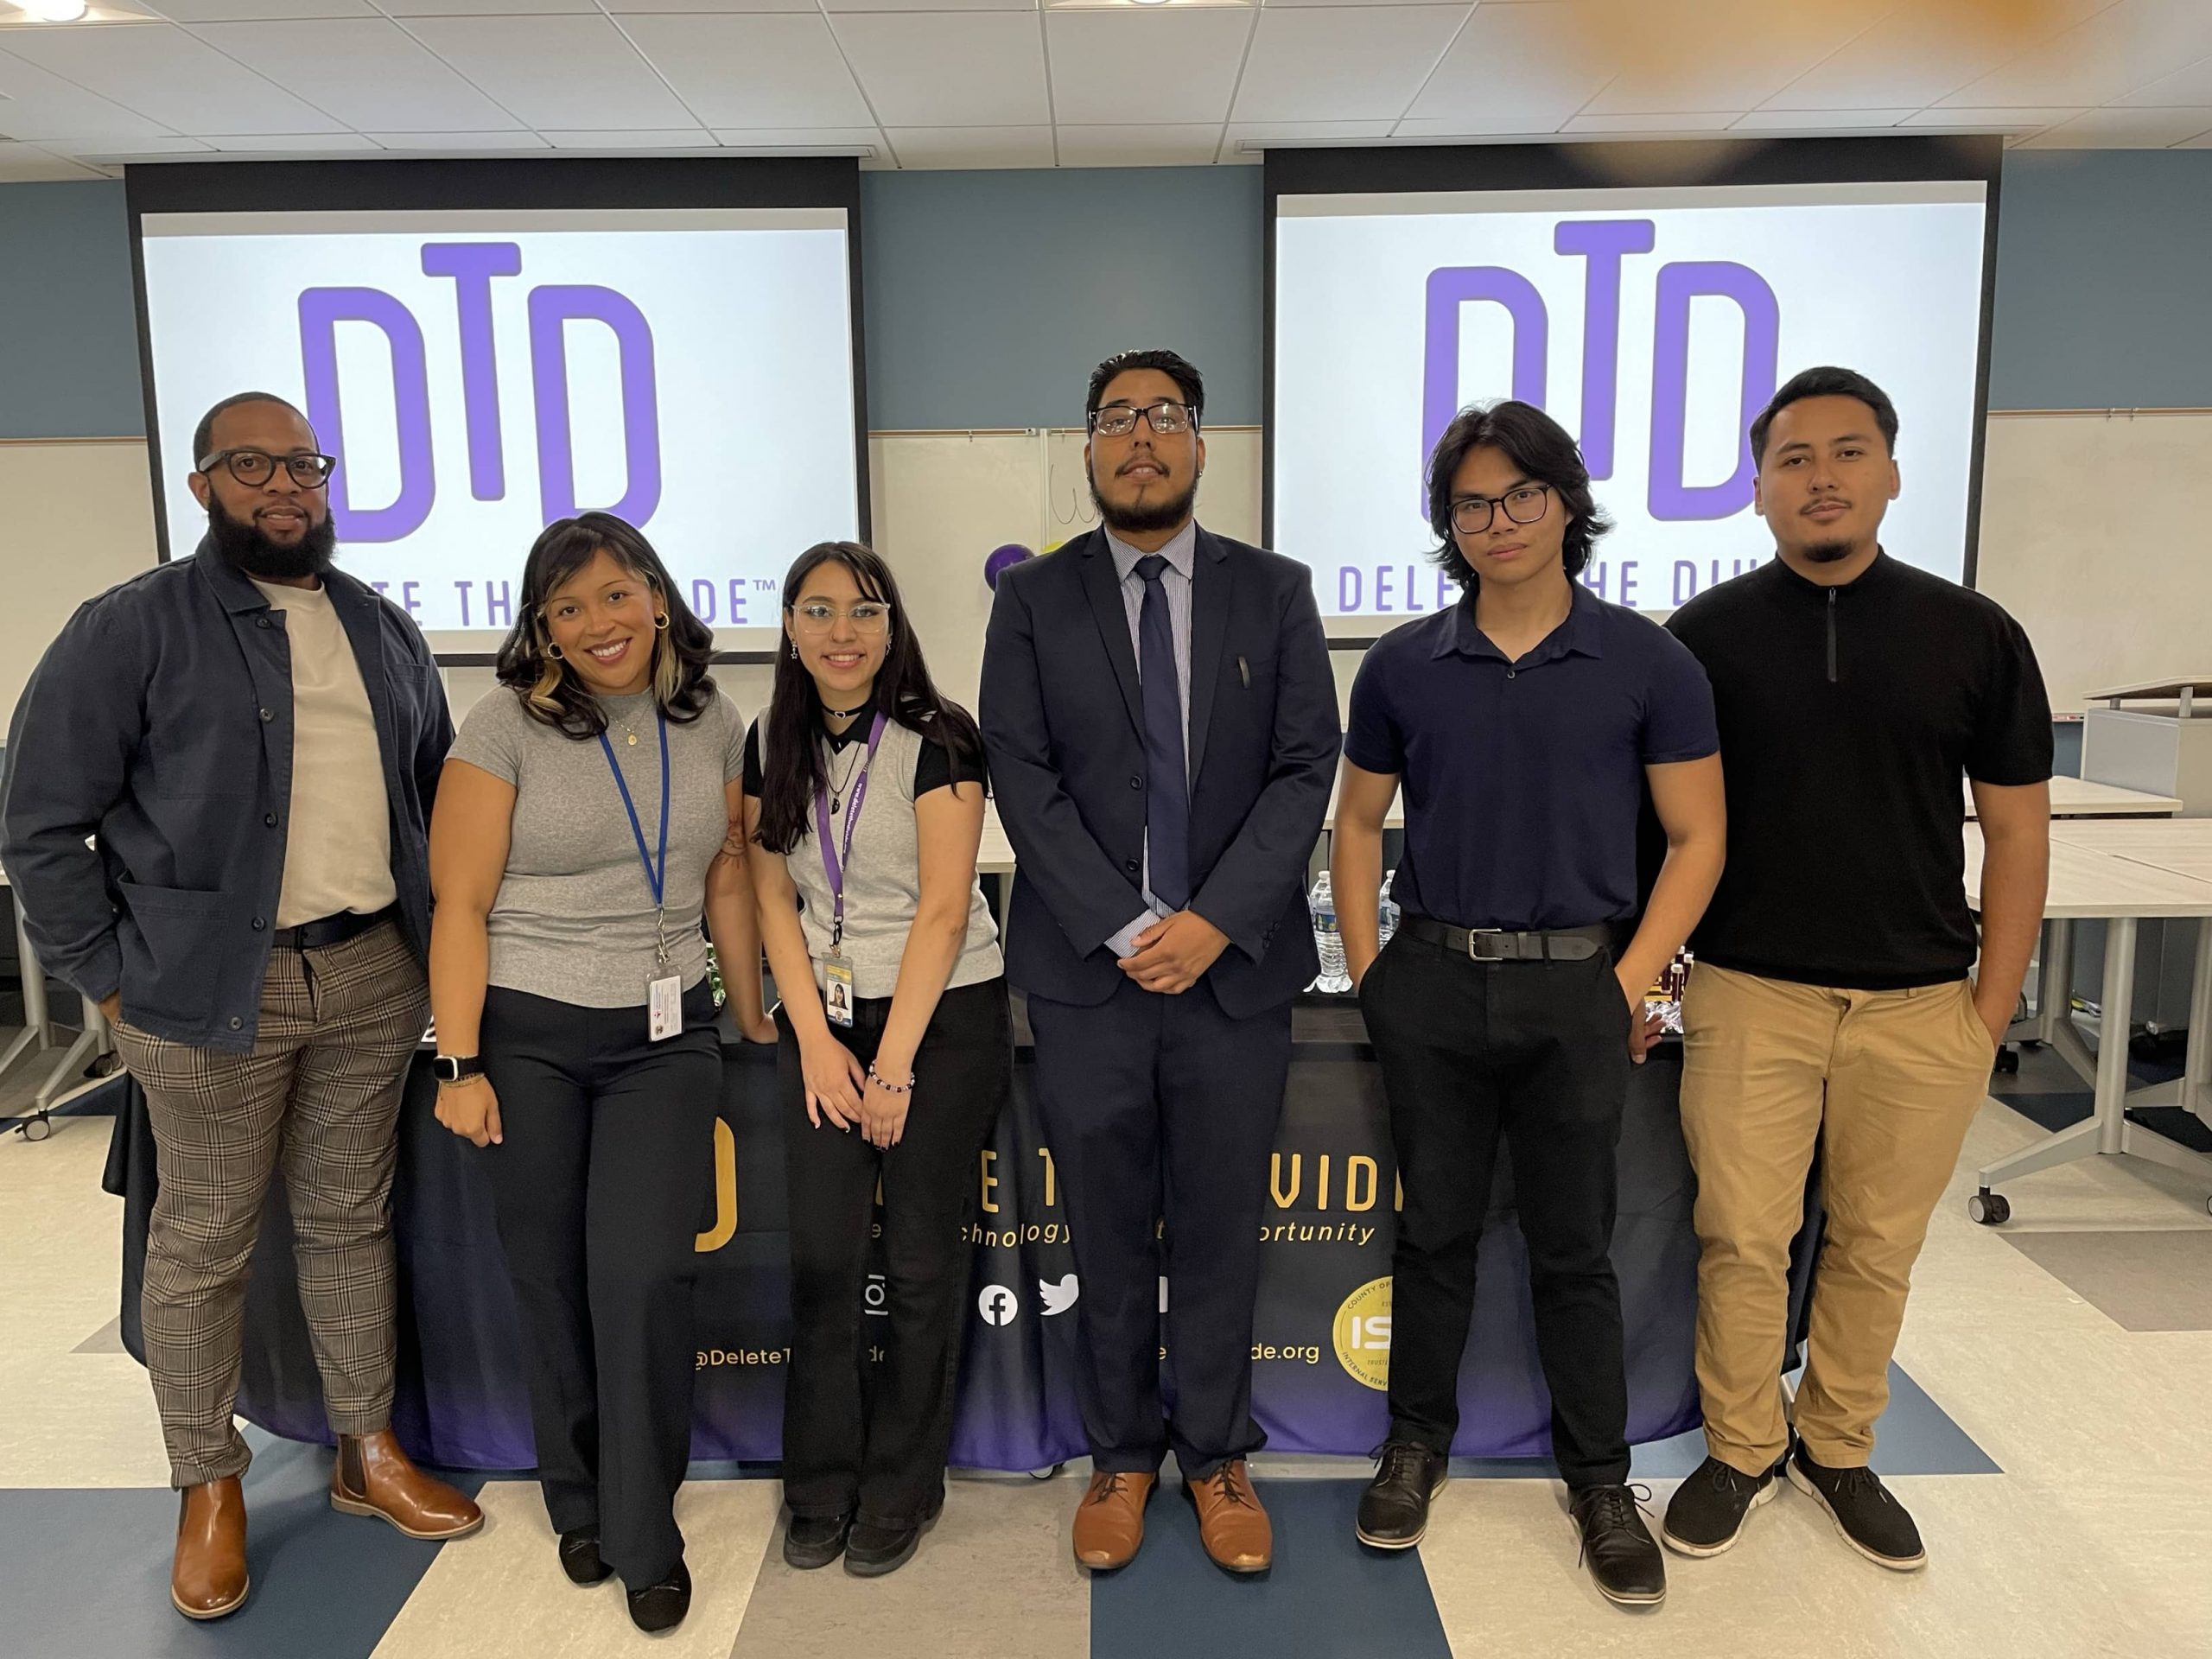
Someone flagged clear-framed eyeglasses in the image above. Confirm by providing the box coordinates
[791,601,892,635]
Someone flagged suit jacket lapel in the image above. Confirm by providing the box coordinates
[1076,529,1144,738]
[1185,527,1231,788]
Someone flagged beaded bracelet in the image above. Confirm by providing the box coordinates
[867,1062,914,1095]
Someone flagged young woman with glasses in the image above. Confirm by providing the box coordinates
[426,512,774,1635]
[743,541,1011,1579]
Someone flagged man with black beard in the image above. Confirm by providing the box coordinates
[981,351,1338,1573]
[2,392,480,1622]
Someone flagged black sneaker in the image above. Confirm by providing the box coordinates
[783,1512,850,1571]
[1356,1441,1450,1549]
[1787,1446,1925,1571]
[1661,1454,1783,1557]
[625,1559,692,1633]
[1568,1484,1667,1606]
[557,1527,613,1586]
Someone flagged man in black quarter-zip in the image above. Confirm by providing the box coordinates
[1659,367,2050,1573]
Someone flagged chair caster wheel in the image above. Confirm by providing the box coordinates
[1968,1191,2010,1225]
[1993,1047,2020,1075]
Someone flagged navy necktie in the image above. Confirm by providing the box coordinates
[1135,554,1190,912]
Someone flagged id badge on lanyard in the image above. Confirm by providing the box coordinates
[598,712,683,1041]
[817,714,888,1029]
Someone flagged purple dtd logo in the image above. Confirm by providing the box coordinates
[1421,219,1780,521]
[299,242,663,543]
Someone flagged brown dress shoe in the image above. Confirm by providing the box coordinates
[172,1477,250,1620]
[1071,1470,1155,1569]
[331,1430,484,1541]
[1187,1460,1272,1573]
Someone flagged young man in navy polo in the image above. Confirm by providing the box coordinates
[1332,401,1726,1605]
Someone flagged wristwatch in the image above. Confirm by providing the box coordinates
[434,1054,486,1084]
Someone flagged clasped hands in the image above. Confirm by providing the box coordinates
[1116,909,1230,996]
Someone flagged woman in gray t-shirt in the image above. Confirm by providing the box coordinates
[426,512,772,1637]
[746,541,1010,1579]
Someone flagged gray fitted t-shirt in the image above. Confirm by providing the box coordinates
[450,687,747,1007]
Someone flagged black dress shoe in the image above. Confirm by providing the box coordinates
[626,1559,692,1633]
[1357,1441,1450,1549]
[1568,1484,1667,1606]
[558,1528,613,1586]
[784,1512,851,1571]
[844,1518,921,1577]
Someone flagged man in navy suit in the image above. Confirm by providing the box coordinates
[982,350,1339,1574]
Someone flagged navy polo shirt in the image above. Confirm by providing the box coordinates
[1344,582,1718,931]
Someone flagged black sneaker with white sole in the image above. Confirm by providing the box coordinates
[1568,1484,1666,1606]
[1787,1446,1926,1570]
[1355,1441,1449,1548]
[1661,1453,1783,1557]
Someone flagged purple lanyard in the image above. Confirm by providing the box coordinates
[814,712,887,953]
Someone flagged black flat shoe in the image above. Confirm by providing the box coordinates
[626,1559,692,1633]
[558,1527,613,1586]
[784,1512,851,1571]
[843,1519,920,1578]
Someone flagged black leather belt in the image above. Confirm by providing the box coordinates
[1398,913,1618,963]
[271,906,395,953]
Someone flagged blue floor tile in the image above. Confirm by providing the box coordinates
[0,1438,485,1659]
[1089,1479,1451,1659]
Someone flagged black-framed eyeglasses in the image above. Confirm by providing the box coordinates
[1450,483,1553,537]
[1087,400,1197,439]
[196,448,337,489]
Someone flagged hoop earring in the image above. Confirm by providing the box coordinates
[654,613,670,631]
[545,643,564,660]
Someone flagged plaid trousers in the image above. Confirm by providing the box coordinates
[112,919,427,1489]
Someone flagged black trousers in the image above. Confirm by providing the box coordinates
[779,976,1012,1529]
[479,979,721,1586]
[1027,976,1291,1479]
[1360,932,1634,1490]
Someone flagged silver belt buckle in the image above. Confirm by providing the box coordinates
[1467,928,1502,962]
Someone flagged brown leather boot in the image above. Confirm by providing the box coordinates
[1071,1470,1155,1570]
[172,1477,249,1620]
[331,1429,484,1541]
[1187,1459,1271,1573]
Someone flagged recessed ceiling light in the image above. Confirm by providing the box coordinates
[1129,0,1174,7]
[21,0,91,20]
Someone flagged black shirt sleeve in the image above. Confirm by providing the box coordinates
[1966,613,2056,786]
[913,730,988,799]
[741,720,764,797]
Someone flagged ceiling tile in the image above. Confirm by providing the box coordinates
[1942,0,2212,110]
[830,0,1038,10]
[1759,1,2112,113]
[2017,104,2212,146]
[2116,51,2212,107]
[0,138,104,177]
[1257,0,1459,8]
[3,20,351,132]
[1054,121,1222,163]
[200,129,382,146]
[832,13,1048,125]
[153,0,375,16]
[1231,4,1466,124]
[710,124,880,148]
[1561,111,1746,133]
[882,123,1052,165]
[1226,117,1391,146]
[372,0,595,13]
[193,18,523,130]
[363,127,550,146]
[1582,0,1864,116]
[401,15,698,128]
[1898,105,2085,132]
[1046,9,1250,124]
[539,128,718,147]
[0,44,175,140]
[73,134,219,153]
[1731,107,1915,131]
[1403,2,1605,130]
[1391,113,1567,137]
[603,0,816,10]
[619,14,872,128]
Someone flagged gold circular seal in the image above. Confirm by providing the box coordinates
[1332,1276,1394,1391]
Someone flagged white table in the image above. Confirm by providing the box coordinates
[1976,776,2181,818]
[1967,824,2212,1220]
[0,868,118,1137]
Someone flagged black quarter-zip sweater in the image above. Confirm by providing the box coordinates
[1665,550,2052,990]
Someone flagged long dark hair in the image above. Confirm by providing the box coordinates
[493,512,716,739]
[1425,400,1612,587]
[753,541,985,856]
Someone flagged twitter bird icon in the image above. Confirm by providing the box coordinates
[1038,1274,1080,1317]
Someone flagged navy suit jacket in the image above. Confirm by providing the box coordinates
[980,524,1340,1020]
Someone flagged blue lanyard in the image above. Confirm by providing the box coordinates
[597,711,671,918]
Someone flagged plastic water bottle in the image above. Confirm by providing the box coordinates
[1377,869,1399,951]
[1310,873,1351,994]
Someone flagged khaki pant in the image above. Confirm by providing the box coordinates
[1680,962,1993,1474]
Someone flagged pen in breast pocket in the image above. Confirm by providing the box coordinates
[1237,655,1249,689]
